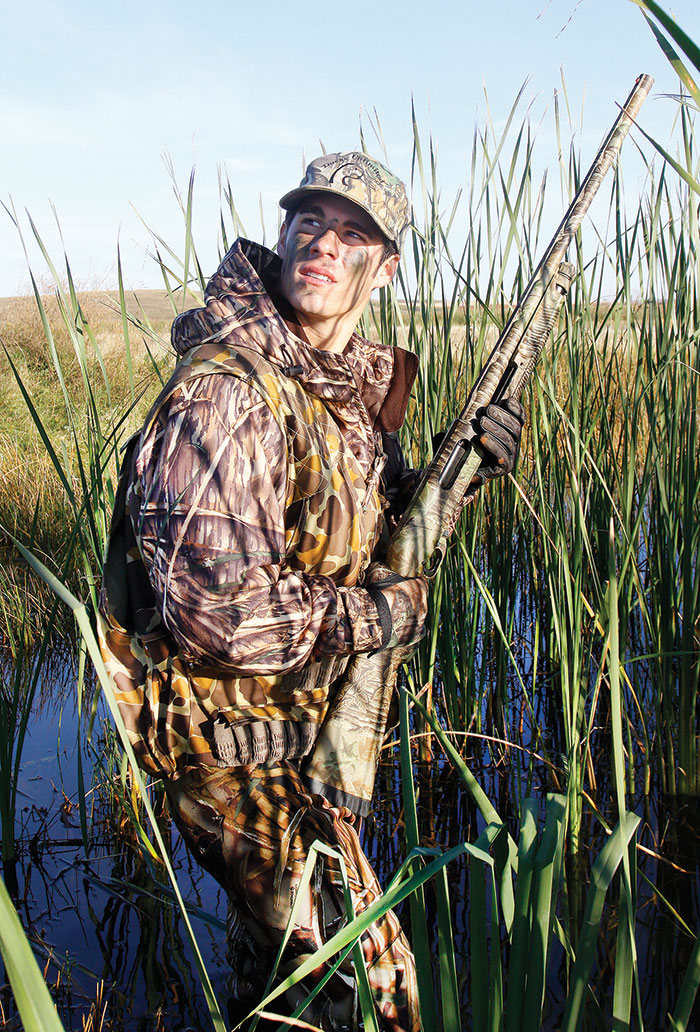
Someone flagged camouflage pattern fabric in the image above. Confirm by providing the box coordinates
[97,238,421,1029]
[98,240,418,774]
[165,761,420,1032]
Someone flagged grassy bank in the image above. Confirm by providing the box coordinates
[0,289,173,648]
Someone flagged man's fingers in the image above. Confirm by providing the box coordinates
[502,396,526,423]
[479,413,518,462]
[485,400,524,434]
[479,429,512,465]
[478,398,525,470]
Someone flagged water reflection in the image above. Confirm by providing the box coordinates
[2,668,700,1030]
[1,695,229,1030]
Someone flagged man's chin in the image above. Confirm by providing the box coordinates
[287,290,332,318]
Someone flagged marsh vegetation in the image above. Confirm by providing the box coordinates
[1,8,700,1029]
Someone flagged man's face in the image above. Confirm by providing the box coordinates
[277,194,399,347]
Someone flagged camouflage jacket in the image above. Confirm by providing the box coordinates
[98,239,417,775]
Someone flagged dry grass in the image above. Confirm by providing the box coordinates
[0,287,184,326]
[0,291,172,432]
[0,290,175,648]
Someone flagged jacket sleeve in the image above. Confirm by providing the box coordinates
[130,373,385,675]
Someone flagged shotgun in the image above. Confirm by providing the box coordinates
[303,73,653,816]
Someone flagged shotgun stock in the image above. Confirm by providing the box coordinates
[303,74,653,816]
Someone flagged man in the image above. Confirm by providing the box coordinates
[98,152,523,1031]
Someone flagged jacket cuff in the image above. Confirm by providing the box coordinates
[365,586,392,649]
[330,585,386,654]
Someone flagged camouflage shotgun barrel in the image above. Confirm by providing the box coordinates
[304,74,653,816]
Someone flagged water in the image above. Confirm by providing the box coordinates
[2,667,700,1030]
[2,683,230,1031]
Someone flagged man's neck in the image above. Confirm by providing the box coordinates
[289,310,361,354]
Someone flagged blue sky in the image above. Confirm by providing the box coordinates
[1,0,697,296]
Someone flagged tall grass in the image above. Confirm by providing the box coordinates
[2,6,700,1028]
[373,72,700,825]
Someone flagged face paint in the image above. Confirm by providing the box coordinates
[278,195,397,353]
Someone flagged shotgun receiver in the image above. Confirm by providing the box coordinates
[303,74,653,815]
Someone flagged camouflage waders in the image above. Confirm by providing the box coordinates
[165,762,419,1031]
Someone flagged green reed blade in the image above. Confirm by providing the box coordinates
[632,118,700,197]
[399,685,438,1029]
[606,519,644,1028]
[0,874,66,1032]
[642,12,700,109]
[672,933,700,1030]
[632,0,700,89]
[412,839,464,1031]
[469,850,489,1031]
[505,798,538,1032]
[487,869,504,1032]
[434,863,461,1031]
[521,795,567,1032]
[74,638,90,856]
[560,813,641,1032]
[470,823,510,1032]
[493,822,516,940]
[116,241,135,401]
[612,845,639,1032]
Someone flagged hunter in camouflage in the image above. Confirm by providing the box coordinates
[98,151,523,1030]
[99,237,421,776]
[99,154,427,1032]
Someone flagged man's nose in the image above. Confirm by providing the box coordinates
[311,226,340,258]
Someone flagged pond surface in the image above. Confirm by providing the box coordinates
[1,676,229,1031]
[2,666,700,1030]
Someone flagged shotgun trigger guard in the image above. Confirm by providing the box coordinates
[423,543,445,579]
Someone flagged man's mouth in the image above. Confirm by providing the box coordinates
[299,265,336,284]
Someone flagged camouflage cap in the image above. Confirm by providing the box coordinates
[279,152,411,250]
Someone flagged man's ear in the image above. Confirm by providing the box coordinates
[373,252,400,291]
[277,220,288,257]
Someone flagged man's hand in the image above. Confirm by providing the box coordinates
[471,396,525,490]
[364,562,429,651]
[381,397,525,532]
